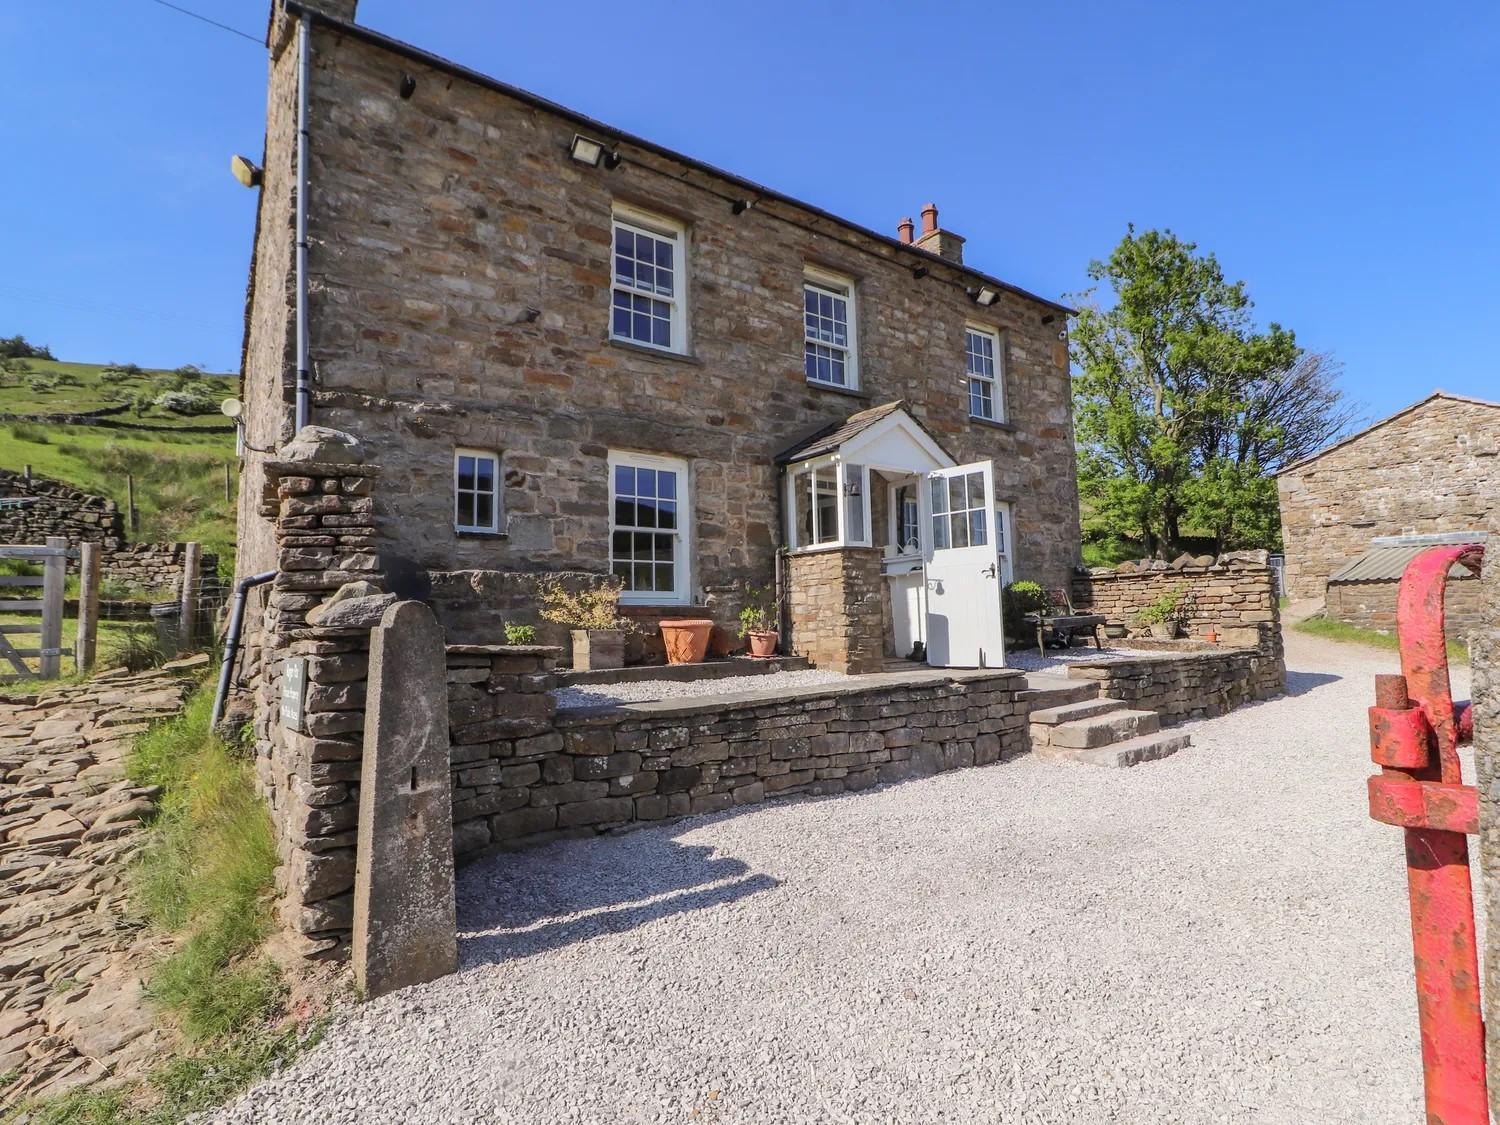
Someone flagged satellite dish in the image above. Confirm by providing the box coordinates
[221,398,243,419]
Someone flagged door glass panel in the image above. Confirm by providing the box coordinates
[948,475,965,513]
[968,508,987,547]
[950,512,969,549]
[930,476,947,516]
[932,510,950,550]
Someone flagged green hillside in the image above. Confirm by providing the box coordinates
[0,357,240,567]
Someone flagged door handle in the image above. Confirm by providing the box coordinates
[980,562,996,578]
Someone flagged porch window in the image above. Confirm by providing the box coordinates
[611,208,685,353]
[609,451,688,603]
[893,483,920,556]
[966,326,1005,422]
[994,500,1014,584]
[454,449,500,533]
[787,459,869,550]
[804,269,857,389]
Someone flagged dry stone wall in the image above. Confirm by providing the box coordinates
[1065,637,1285,724]
[0,470,124,550]
[1072,557,1281,642]
[446,650,1029,858]
[1277,395,1499,602]
[1326,575,1486,636]
[786,548,884,674]
[103,543,220,597]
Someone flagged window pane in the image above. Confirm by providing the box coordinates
[457,456,475,492]
[948,476,965,513]
[657,501,677,530]
[657,471,676,499]
[804,347,817,381]
[966,471,985,510]
[653,533,673,561]
[652,316,670,347]
[632,563,651,591]
[844,465,865,542]
[636,498,657,528]
[475,457,494,487]
[611,531,631,557]
[932,512,950,550]
[475,493,493,529]
[615,498,635,527]
[930,476,946,516]
[950,511,969,549]
[794,470,813,545]
[457,492,475,528]
[615,465,634,497]
[635,468,655,497]
[969,508,987,547]
[655,563,675,592]
[634,531,653,557]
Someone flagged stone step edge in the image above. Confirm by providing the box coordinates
[1039,731,1192,769]
[1015,681,1100,705]
[1027,696,1128,726]
[1045,709,1162,750]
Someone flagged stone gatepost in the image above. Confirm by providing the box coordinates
[1472,524,1500,1116]
[253,427,385,956]
[353,601,457,998]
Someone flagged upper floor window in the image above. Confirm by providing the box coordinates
[966,326,1005,422]
[611,208,685,353]
[804,269,857,389]
[454,448,501,534]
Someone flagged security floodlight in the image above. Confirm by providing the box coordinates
[967,286,999,307]
[569,134,604,167]
[230,155,262,188]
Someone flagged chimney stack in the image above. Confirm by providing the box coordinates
[913,201,965,264]
[897,216,915,244]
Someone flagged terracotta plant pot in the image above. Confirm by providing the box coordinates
[570,628,624,671]
[659,619,713,665]
[746,629,779,659]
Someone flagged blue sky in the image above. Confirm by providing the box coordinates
[2,1,1495,420]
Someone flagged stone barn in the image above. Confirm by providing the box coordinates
[1276,390,1498,626]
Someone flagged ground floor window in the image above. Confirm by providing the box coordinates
[454,449,500,533]
[609,451,688,603]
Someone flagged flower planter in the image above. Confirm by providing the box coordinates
[570,628,624,671]
[746,629,779,659]
[1147,622,1178,640]
[659,619,713,665]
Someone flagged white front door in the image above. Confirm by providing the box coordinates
[923,461,1005,667]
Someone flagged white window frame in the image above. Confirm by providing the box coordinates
[608,450,690,605]
[965,324,1006,422]
[887,479,922,559]
[610,206,687,354]
[803,267,858,390]
[994,500,1014,585]
[785,457,871,552]
[454,448,501,534]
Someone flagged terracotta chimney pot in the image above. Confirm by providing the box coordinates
[897,217,915,244]
[920,203,939,235]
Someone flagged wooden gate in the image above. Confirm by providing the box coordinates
[0,539,72,683]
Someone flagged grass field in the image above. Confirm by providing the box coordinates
[1292,614,1470,664]
[0,359,239,567]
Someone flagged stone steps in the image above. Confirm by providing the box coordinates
[1038,731,1193,769]
[1037,709,1160,750]
[1015,674,1100,708]
[1028,696,1128,726]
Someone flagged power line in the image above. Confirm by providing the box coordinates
[145,0,262,45]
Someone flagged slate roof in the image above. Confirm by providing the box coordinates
[774,401,954,466]
[1328,533,1488,584]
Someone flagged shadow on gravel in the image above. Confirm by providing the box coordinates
[457,835,779,966]
[1285,669,1342,696]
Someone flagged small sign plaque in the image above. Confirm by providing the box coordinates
[281,656,307,732]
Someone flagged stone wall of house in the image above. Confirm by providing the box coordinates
[1072,557,1282,641]
[1277,395,1499,603]
[447,652,1029,858]
[786,548,884,673]
[237,17,1082,648]
[1065,635,1285,724]
[1326,576,1486,637]
[0,470,124,550]
[1471,519,1500,1106]
[250,433,384,957]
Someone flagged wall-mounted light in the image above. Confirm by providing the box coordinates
[569,134,606,166]
[398,73,417,99]
[229,155,262,188]
[731,198,754,215]
[966,285,999,307]
[844,479,861,497]
[911,266,929,280]
[1041,313,1056,325]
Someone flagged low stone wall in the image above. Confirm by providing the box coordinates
[0,470,124,550]
[103,542,220,596]
[1327,576,1485,637]
[446,647,1029,857]
[1066,633,1285,724]
[786,547,884,673]
[1072,557,1280,641]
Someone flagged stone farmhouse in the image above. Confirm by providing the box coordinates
[235,0,1081,675]
[1276,390,1498,632]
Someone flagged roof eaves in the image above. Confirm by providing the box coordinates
[283,2,1075,317]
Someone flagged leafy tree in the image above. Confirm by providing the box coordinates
[1070,227,1355,556]
[0,335,53,360]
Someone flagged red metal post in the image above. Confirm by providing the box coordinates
[1367,543,1487,1125]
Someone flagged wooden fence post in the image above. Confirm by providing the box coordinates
[40,537,65,679]
[179,541,201,651]
[77,541,100,673]
[126,473,139,533]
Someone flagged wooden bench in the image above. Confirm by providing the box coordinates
[1022,587,1107,652]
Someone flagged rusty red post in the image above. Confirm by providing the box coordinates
[1367,543,1487,1125]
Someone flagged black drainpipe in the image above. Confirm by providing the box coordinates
[210,569,277,731]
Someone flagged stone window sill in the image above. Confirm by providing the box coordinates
[606,338,704,366]
[456,529,508,540]
[969,416,1016,433]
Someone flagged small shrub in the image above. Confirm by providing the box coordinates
[103,625,166,672]
[155,389,219,416]
[53,372,83,388]
[504,623,537,645]
[1134,585,1187,627]
[172,364,205,381]
[9,420,50,444]
[736,582,778,638]
[537,576,626,631]
[28,374,56,393]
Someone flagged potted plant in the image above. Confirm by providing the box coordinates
[538,577,627,671]
[737,584,779,658]
[659,617,715,665]
[1134,585,1186,640]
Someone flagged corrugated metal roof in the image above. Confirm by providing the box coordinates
[1328,542,1482,584]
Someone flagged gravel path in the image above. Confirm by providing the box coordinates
[215,632,1467,1124]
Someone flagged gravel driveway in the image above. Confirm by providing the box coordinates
[215,632,1470,1124]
